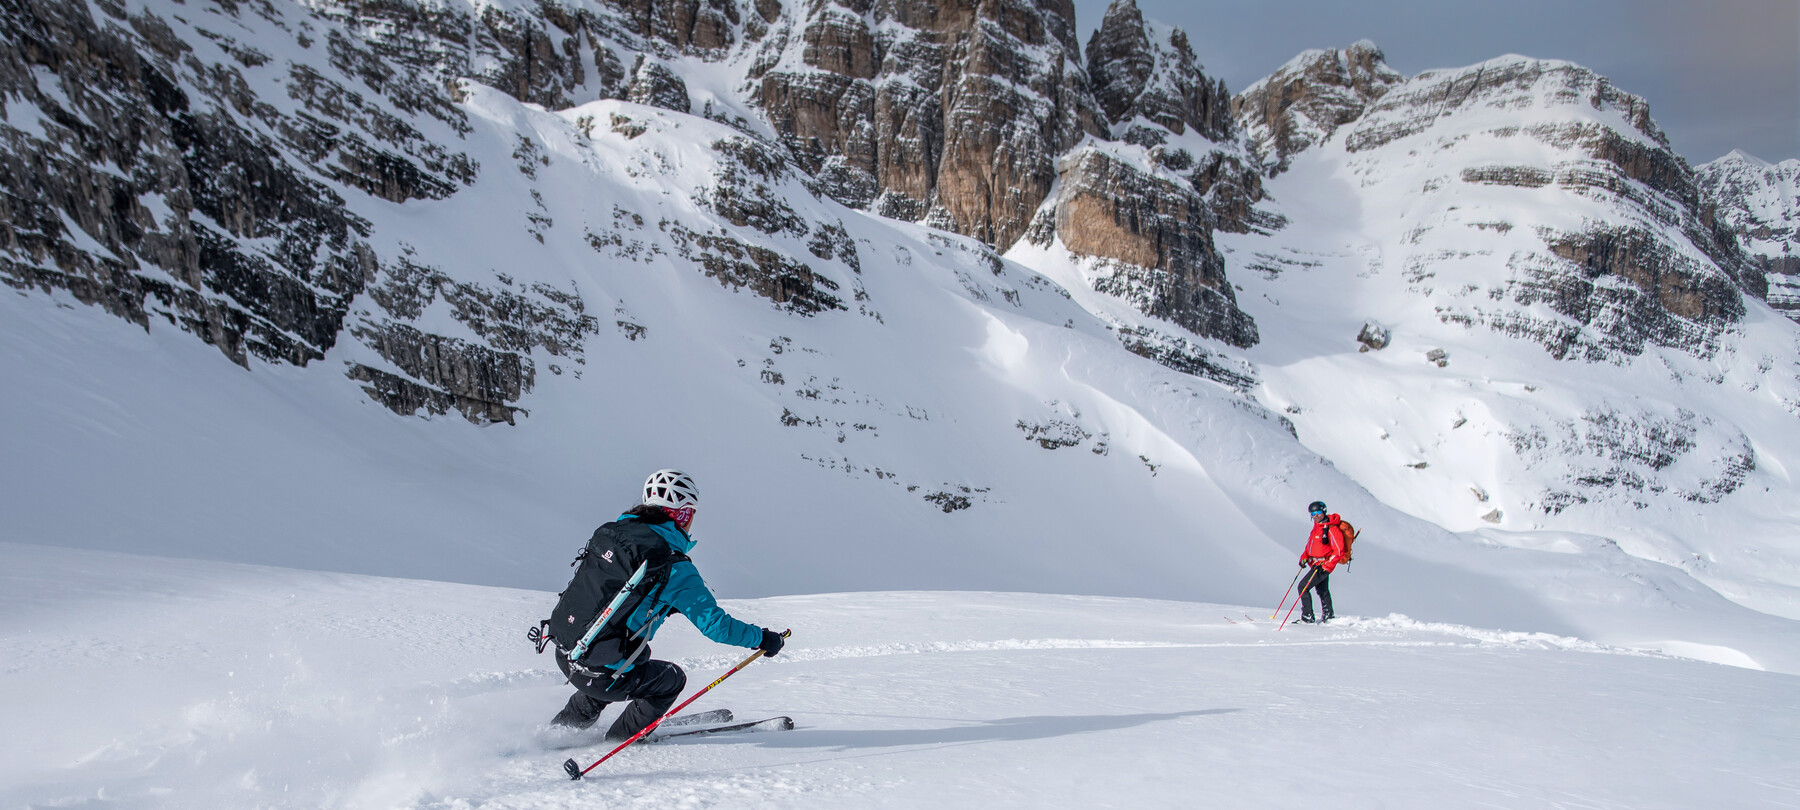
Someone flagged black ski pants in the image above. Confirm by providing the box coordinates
[555,650,687,741]
[1298,565,1333,621]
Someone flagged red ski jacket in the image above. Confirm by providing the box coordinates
[1300,516,1349,573]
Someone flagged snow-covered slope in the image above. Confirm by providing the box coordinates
[1211,52,1800,622]
[4,543,1795,809]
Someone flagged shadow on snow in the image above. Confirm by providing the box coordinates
[719,709,1238,752]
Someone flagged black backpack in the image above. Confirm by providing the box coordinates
[535,515,688,668]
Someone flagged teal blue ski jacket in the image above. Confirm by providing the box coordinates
[614,513,763,663]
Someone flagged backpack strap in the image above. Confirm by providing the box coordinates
[606,552,690,683]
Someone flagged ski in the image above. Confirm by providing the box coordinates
[649,716,793,741]
[1223,616,1237,624]
[662,708,734,727]
[536,708,735,751]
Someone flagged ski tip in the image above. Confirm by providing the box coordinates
[563,758,583,780]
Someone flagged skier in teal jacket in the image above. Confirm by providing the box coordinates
[550,470,785,740]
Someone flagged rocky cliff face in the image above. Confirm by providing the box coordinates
[1007,0,1262,350]
[1697,151,1800,322]
[1081,0,1273,236]
[751,0,1103,248]
[1232,40,1402,176]
[1237,51,1760,363]
[1086,0,1230,145]
[0,0,786,424]
[753,0,1262,351]
[1343,55,1758,361]
[1043,145,1258,348]
[0,0,386,370]
[3,0,1273,422]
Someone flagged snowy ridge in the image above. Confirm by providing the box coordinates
[1698,150,1800,318]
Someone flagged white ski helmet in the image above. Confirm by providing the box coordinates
[642,469,700,511]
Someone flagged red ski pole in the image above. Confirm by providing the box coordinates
[1278,570,1318,631]
[564,630,789,780]
[1269,568,1305,620]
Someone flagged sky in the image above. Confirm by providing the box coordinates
[1070,0,1800,165]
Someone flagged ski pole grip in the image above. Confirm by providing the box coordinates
[753,629,790,660]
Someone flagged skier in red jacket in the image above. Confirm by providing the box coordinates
[1297,500,1349,623]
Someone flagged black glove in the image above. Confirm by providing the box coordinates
[758,628,786,657]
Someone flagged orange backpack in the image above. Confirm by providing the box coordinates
[1331,515,1359,563]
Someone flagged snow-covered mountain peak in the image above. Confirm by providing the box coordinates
[1232,40,1403,175]
[1715,149,1777,170]
[1311,50,1759,360]
[1212,47,1800,626]
[1086,0,1232,144]
[1253,39,1395,87]
[1069,0,1277,244]
[1392,53,1672,150]
[1699,148,1800,320]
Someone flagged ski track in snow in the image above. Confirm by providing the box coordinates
[673,619,1650,671]
[265,626,1650,708]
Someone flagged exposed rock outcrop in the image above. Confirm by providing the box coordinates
[0,0,388,368]
[1232,40,1402,176]
[1506,406,1756,514]
[1329,54,1760,362]
[1079,0,1275,235]
[1697,151,1800,322]
[627,54,690,112]
[0,0,615,424]
[753,0,1103,248]
[1086,0,1231,145]
[462,0,742,109]
[669,225,846,316]
[1006,1,1261,350]
[1049,146,1258,348]
[349,323,532,424]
